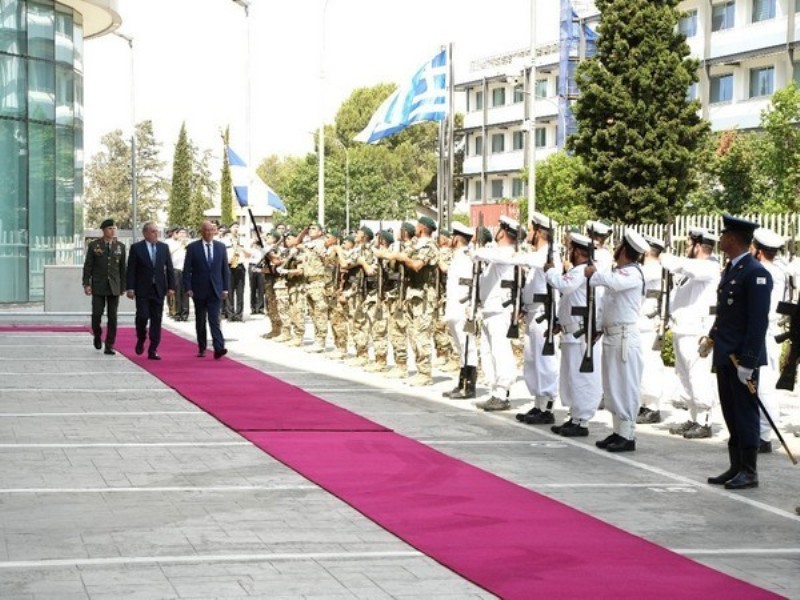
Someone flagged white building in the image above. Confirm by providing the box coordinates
[456,0,800,211]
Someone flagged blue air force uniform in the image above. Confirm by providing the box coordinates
[707,215,772,490]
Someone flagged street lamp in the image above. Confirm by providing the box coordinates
[232,0,252,231]
[334,139,350,232]
[112,31,137,242]
[318,0,332,227]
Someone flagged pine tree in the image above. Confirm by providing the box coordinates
[220,126,234,226]
[568,0,708,223]
[168,122,193,227]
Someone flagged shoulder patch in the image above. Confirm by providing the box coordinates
[756,277,767,285]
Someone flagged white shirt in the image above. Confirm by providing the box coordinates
[473,245,515,313]
[445,246,473,321]
[546,263,588,341]
[661,254,720,334]
[590,263,645,328]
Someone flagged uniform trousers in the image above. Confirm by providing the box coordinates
[523,310,559,403]
[673,332,718,421]
[406,290,435,377]
[367,295,389,363]
[601,325,644,439]
[757,323,782,441]
[479,310,517,397]
[559,339,602,422]
[349,293,370,357]
[305,279,329,346]
[264,275,281,332]
[638,325,665,409]
[717,363,761,450]
[389,298,410,366]
[329,292,349,352]
[447,317,478,367]
[91,295,120,346]
[286,282,306,341]
[249,268,265,313]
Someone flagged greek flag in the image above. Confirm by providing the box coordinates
[354,48,448,144]
[227,147,287,214]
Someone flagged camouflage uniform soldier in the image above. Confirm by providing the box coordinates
[324,230,348,359]
[391,217,439,386]
[300,223,329,353]
[434,229,456,370]
[331,236,357,358]
[364,229,394,373]
[261,232,283,339]
[384,222,416,378]
[342,227,373,366]
[284,230,307,346]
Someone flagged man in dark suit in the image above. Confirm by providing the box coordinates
[701,215,772,490]
[126,222,175,360]
[183,220,230,358]
[82,218,126,355]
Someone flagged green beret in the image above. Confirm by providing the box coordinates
[344,235,356,244]
[326,227,341,239]
[359,225,374,240]
[284,229,296,238]
[438,228,451,238]
[309,222,322,229]
[401,222,416,237]
[378,230,395,245]
[419,216,437,231]
[100,218,115,229]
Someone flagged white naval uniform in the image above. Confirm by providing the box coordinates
[758,260,787,441]
[546,263,602,423]
[591,262,645,440]
[445,246,478,367]
[661,254,720,423]
[638,260,665,409]
[474,246,517,398]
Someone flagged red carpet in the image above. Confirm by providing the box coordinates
[115,329,388,432]
[105,329,776,598]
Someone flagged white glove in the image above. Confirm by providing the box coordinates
[736,366,753,386]
[276,267,288,275]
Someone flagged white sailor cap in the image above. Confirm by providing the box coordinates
[499,215,520,234]
[452,221,474,239]
[531,211,558,230]
[701,230,720,244]
[569,232,592,249]
[586,220,612,236]
[753,227,785,251]
[624,228,650,255]
[643,235,665,252]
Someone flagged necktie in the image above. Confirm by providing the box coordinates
[206,243,212,264]
[149,243,156,264]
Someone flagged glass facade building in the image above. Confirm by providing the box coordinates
[0,0,117,303]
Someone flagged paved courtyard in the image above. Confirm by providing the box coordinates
[0,312,798,599]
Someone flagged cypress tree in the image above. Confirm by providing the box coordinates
[168,122,193,227]
[568,0,708,223]
[220,126,234,226]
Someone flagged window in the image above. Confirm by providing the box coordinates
[512,178,524,198]
[679,10,698,37]
[475,90,483,111]
[535,127,547,148]
[512,131,524,151]
[686,82,698,101]
[535,79,548,98]
[513,83,524,103]
[794,63,800,86]
[492,87,505,107]
[474,180,482,201]
[752,0,775,22]
[475,135,483,155]
[712,1,735,31]
[749,66,774,98]
[491,133,505,153]
[710,73,734,103]
[491,180,504,199]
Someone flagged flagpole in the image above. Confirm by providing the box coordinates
[527,0,537,224]
[437,119,444,230]
[447,42,455,230]
[318,0,331,227]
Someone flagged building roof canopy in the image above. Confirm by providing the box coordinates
[59,0,121,39]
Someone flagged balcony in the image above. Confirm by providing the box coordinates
[707,96,770,130]
[709,16,787,60]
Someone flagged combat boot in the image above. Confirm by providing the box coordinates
[476,394,510,412]
[384,364,408,379]
[409,373,433,387]
[724,448,758,490]
[345,355,368,367]
[449,366,477,400]
[683,423,712,439]
[443,368,466,398]
[668,420,696,435]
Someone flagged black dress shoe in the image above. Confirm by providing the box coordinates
[104,347,116,355]
[197,349,206,357]
[147,352,161,360]
[724,470,758,490]
[516,407,541,422]
[135,339,145,355]
[213,348,228,360]
[559,422,589,437]
[606,437,636,452]
[523,410,554,425]
[596,433,622,449]
[93,334,102,350]
[758,439,772,454]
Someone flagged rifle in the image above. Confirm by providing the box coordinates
[533,218,556,355]
[375,221,385,320]
[788,220,797,303]
[652,224,673,351]
[776,300,800,390]
[394,242,406,320]
[572,225,598,372]
[503,225,524,338]
[461,213,484,335]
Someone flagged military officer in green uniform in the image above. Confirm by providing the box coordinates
[82,218,126,354]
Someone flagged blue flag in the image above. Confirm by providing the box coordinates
[227,147,287,214]
[354,49,448,144]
